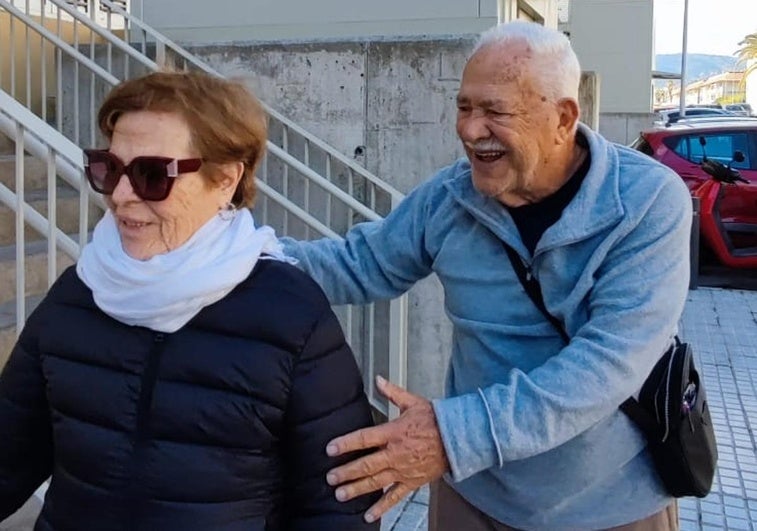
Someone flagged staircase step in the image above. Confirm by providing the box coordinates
[0,240,76,307]
[0,294,44,371]
[0,154,62,190]
[0,187,102,246]
[0,132,14,156]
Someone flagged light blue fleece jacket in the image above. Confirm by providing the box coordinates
[281,124,692,530]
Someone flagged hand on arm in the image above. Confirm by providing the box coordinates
[325,376,450,523]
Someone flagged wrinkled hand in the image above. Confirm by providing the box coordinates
[325,375,450,523]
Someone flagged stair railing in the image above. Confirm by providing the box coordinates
[0,89,100,329]
[0,0,408,416]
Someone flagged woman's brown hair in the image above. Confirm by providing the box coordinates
[97,70,267,207]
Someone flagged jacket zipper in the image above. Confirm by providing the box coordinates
[128,332,166,525]
[524,259,533,281]
[135,332,166,438]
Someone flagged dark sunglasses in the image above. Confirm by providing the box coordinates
[83,149,203,201]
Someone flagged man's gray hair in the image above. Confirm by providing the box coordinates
[473,21,581,102]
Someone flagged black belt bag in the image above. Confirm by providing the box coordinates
[502,242,717,498]
[620,338,717,497]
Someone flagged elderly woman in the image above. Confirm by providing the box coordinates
[0,71,379,530]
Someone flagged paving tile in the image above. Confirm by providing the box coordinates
[723,494,748,508]
[413,485,430,506]
[381,497,411,531]
[725,504,750,519]
[701,509,726,526]
[725,517,752,531]
[700,499,724,514]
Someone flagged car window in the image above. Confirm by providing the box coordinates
[662,135,687,158]
[630,135,653,156]
[664,132,752,169]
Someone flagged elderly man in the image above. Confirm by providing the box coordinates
[283,21,690,531]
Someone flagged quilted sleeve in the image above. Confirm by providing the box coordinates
[0,312,53,518]
[282,306,380,531]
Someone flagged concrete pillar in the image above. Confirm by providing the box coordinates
[579,71,600,130]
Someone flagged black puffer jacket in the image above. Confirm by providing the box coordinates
[0,260,379,530]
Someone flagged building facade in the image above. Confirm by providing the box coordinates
[657,71,745,107]
[133,0,557,44]
[564,0,654,114]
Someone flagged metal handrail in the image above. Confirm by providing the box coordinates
[0,0,395,222]
[0,90,105,209]
[4,0,157,71]
[0,1,125,85]
[0,1,409,418]
[98,0,218,75]
[267,143,382,222]
[0,182,80,258]
[96,0,405,203]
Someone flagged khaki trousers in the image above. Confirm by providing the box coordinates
[428,480,679,531]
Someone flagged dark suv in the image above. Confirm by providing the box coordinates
[631,117,757,225]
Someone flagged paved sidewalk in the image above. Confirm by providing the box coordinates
[382,287,757,531]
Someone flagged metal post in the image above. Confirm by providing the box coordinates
[689,196,700,290]
[678,0,689,117]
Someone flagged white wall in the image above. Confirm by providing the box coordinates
[747,64,757,110]
[568,0,654,113]
[500,0,559,27]
[137,0,499,43]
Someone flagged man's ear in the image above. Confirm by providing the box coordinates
[555,98,580,143]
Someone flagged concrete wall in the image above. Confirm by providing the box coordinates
[568,0,654,113]
[193,38,473,195]
[190,37,476,398]
[598,112,655,145]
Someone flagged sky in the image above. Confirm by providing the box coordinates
[654,0,757,57]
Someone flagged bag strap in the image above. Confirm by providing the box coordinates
[502,242,569,344]
[502,242,656,436]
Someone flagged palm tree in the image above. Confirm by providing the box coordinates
[736,33,757,79]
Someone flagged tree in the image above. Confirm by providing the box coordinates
[736,33,757,79]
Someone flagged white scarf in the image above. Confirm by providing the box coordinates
[77,209,288,333]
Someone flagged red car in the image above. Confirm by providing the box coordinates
[631,117,757,226]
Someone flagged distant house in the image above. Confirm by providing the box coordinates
[661,71,746,106]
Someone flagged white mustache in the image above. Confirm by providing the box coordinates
[465,141,507,152]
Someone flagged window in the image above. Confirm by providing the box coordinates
[65,0,88,12]
[100,0,128,12]
[664,132,752,169]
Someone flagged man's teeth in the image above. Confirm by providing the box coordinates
[475,151,505,161]
[123,220,147,227]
